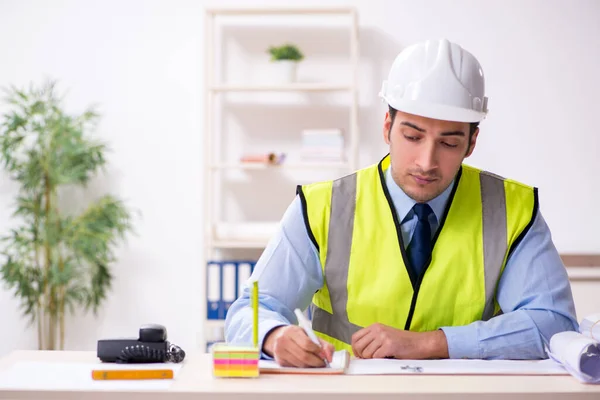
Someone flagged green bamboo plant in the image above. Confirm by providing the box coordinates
[0,80,134,350]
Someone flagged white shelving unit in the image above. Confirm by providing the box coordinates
[201,6,359,351]
[210,83,354,92]
[210,162,351,170]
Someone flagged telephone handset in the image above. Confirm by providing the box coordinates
[97,323,185,364]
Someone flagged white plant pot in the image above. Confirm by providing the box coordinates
[269,60,298,84]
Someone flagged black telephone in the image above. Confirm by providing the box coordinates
[97,323,185,364]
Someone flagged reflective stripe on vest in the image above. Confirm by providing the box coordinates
[311,170,508,345]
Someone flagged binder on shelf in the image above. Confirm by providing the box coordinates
[207,262,221,320]
[206,260,258,321]
[236,261,253,299]
[221,262,237,319]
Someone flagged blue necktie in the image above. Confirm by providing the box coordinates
[407,203,433,278]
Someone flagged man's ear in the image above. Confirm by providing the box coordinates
[465,128,479,158]
[383,112,392,145]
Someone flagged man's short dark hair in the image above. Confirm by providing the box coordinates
[388,105,479,153]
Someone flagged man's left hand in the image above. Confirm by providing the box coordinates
[351,323,449,359]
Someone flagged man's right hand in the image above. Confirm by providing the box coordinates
[263,325,334,368]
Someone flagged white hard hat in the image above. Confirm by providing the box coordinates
[379,39,488,123]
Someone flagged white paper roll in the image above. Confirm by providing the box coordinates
[579,313,600,340]
[548,331,600,383]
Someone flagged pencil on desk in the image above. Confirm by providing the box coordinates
[252,279,259,348]
[91,369,174,380]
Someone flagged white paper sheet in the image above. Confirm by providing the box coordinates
[346,358,567,375]
[259,350,349,373]
[0,362,182,391]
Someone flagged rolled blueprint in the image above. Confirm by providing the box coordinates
[548,331,600,383]
[579,313,600,340]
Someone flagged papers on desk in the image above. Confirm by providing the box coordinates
[547,313,600,384]
[0,361,182,391]
[258,350,566,376]
[259,350,350,374]
[346,358,566,375]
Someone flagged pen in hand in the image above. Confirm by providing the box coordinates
[294,308,331,368]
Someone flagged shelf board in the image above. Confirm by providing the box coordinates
[566,267,600,281]
[205,320,226,328]
[211,162,349,170]
[212,239,268,249]
[206,7,356,16]
[210,83,354,92]
[210,223,278,249]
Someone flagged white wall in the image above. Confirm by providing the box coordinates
[0,0,598,357]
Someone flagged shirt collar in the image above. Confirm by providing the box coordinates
[384,165,454,224]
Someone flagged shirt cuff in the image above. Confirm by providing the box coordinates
[440,325,481,359]
[259,319,288,360]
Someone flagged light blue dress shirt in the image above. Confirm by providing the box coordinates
[225,165,578,360]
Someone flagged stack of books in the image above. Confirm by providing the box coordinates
[300,128,345,163]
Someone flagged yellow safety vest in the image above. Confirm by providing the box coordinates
[297,154,537,354]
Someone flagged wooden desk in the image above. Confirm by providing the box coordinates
[1,350,599,400]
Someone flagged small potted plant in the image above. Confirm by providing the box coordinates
[267,43,304,83]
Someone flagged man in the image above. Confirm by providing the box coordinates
[224,38,578,368]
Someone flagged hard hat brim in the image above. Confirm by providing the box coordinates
[384,97,487,123]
